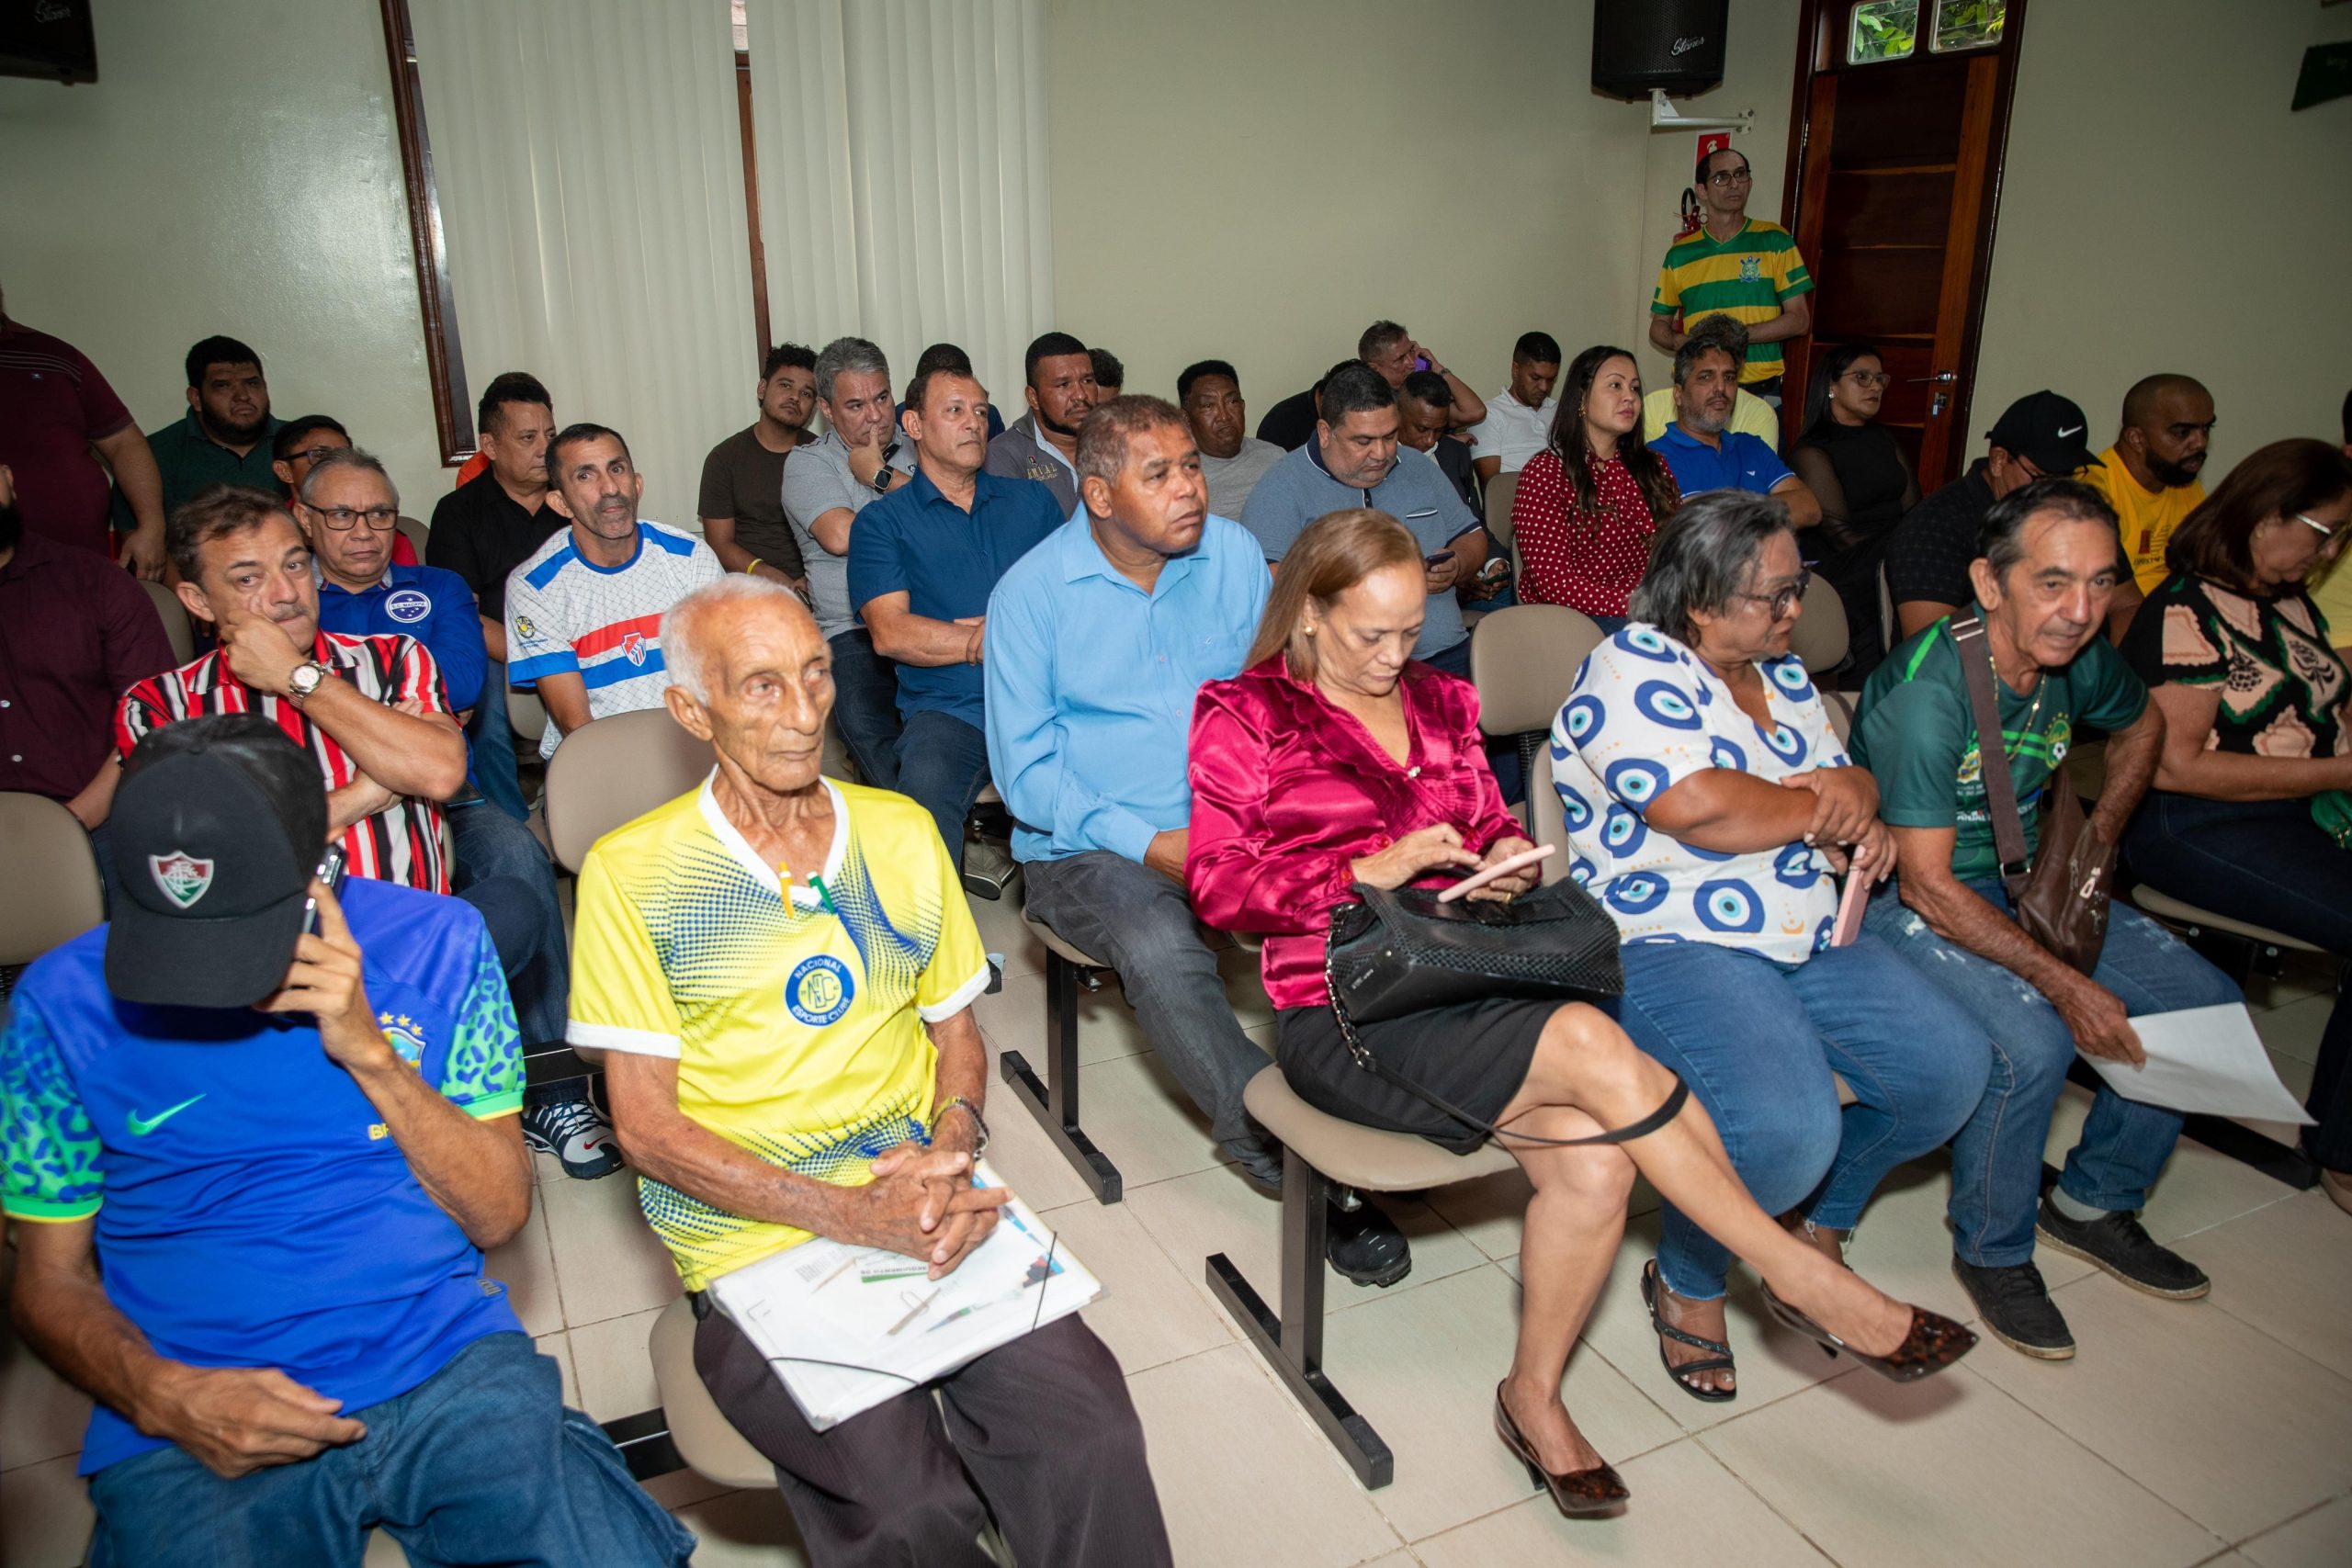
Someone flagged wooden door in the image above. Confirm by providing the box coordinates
[1780,0,2029,488]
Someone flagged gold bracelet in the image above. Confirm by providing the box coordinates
[744,558,763,576]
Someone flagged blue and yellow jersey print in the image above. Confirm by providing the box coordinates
[568,776,992,1289]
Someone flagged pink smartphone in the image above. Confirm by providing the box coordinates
[1830,869,1870,947]
[1437,844,1555,903]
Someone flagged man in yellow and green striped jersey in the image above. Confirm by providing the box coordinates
[1649,147,1815,403]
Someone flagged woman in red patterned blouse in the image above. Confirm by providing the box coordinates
[1510,345,1682,625]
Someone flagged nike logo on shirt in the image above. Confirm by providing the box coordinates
[128,1095,206,1135]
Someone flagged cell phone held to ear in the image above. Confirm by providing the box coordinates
[302,845,347,937]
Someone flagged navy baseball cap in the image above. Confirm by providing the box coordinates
[1985,391,2103,477]
[105,715,331,1009]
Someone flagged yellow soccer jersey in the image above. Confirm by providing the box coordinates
[569,775,991,1289]
[2085,447,2204,594]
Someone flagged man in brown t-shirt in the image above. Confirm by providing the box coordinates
[699,343,816,592]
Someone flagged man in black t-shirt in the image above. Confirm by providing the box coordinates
[698,343,815,590]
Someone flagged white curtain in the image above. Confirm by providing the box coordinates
[411,0,757,532]
[745,0,1053,403]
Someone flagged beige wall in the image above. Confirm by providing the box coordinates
[1975,0,2352,471]
[0,0,447,521]
[1046,0,1799,423]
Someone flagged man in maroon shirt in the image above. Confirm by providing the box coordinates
[0,462,177,825]
[0,283,168,575]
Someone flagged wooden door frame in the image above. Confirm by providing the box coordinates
[1778,0,2030,483]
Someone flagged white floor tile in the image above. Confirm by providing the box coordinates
[537,1161,684,1329]
[535,1329,582,1407]
[483,1199,566,1337]
[569,1303,669,1423]
[1046,1200,1238,1373]
[2252,992,2334,1067]
[963,889,1047,982]
[2239,1494,2352,1568]
[2194,1190,2352,1380]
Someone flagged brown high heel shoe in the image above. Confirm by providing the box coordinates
[1759,1285,1977,1382]
[1494,1384,1630,1517]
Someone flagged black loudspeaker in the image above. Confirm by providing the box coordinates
[1591,0,1729,100]
[1,0,97,84]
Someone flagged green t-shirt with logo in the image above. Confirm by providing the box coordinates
[1849,613,2147,884]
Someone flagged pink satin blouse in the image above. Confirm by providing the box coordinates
[1185,655,1521,1010]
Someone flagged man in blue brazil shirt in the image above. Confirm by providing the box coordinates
[298,450,612,1179]
[850,364,1062,870]
[0,716,688,1567]
[1649,324,1821,529]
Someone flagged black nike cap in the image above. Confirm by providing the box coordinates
[1985,390,2102,477]
[105,714,332,1010]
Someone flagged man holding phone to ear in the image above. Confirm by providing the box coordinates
[1,716,691,1567]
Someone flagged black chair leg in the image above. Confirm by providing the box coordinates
[999,949,1123,1203]
[1205,1156,1394,1490]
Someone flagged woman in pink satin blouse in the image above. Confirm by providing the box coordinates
[1186,509,1973,1517]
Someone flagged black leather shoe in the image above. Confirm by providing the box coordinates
[1951,1258,2075,1360]
[1327,1194,1410,1288]
[2035,1198,2211,1299]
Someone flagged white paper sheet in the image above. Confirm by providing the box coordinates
[2084,1003,2315,1125]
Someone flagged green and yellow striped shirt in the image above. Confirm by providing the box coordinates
[1650,220,1814,385]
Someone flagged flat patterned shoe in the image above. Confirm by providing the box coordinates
[1494,1385,1629,1518]
[1758,1284,1976,1382]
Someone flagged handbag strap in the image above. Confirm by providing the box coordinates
[1949,614,2031,897]
[1324,955,1688,1148]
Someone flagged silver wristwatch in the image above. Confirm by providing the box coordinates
[285,660,332,706]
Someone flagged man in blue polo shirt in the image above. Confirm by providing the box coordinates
[0,716,689,1568]
[1239,363,1486,676]
[1649,321,1821,528]
[850,364,1063,867]
[297,447,608,1180]
[985,397,1412,1286]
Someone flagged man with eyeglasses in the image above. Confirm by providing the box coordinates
[1648,148,1815,407]
[1884,391,2101,640]
[296,448,601,1179]
[271,415,417,569]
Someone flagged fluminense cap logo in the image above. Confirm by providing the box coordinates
[148,851,216,909]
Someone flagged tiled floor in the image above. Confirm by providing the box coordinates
[2,919,2342,1568]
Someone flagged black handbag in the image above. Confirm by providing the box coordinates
[1322,878,1687,1147]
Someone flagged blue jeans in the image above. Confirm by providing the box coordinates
[465,660,531,823]
[1864,879,2242,1266]
[897,708,991,874]
[830,628,904,790]
[2127,791,2352,1168]
[449,801,568,1050]
[1612,934,1993,1302]
[86,1333,693,1568]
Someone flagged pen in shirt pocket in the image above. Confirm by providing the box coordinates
[808,873,844,919]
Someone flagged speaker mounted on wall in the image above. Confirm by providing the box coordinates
[1591,0,1728,101]
[1,0,98,85]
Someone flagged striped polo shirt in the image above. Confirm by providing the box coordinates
[1650,219,1815,385]
[116,630,452,893]
[503,521,723,758]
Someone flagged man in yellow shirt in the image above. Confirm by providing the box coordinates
[2086,372,2213,638]
[574,577,1170,1568]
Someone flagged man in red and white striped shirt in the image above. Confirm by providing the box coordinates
[116,486,467,892]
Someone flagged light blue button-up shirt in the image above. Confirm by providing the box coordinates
[984,513,1270,863]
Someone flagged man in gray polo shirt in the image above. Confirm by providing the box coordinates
[780,335,916,787]
[1239,363,1486,676]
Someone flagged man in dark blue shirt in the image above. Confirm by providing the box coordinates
[300,448,614,1180]
[849,365,1062,867]
[0,715,688,1566]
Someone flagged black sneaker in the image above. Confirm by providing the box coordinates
[523,1089,624,1180]
[1327,1193,1410,1288]
[1951,1258,2075,1360]
[2035,1197,2211,1300]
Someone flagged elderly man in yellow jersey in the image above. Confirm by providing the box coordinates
[1649,146,1815,407]
[568,576,1169,1568]
[2088,372,2214,638]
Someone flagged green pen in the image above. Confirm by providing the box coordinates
[808,872,844,919]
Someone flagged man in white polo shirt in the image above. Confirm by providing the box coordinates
[504,423,722,758]
[1467,331,1562,486]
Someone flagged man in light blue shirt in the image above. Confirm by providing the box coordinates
[1238,363,1486,677]
[985,397,1409,1284]
[1647,324,1822,526]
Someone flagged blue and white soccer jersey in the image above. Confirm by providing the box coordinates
[1551,622,1849,963]
[503,522,724,758]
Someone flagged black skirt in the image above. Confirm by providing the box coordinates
[1275,996,1555,1155]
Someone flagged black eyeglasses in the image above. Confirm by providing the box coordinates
[308,503,400,531]
[1729,566,1812,620]
[285,446,344,468]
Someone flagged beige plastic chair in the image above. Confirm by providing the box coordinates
[647,1296,776,1492]
[139,578,197,663]
[1470,604,1607,828]
[541,708,712,874]
[2131,885,2326,986]
[0,794,106,968]
[1207,1064,1519,1491]
[506,684,548,752]
[1484,469,1521,559]
[395,513,430,560]
[1790,572,1849,678]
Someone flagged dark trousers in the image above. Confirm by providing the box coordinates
[466,659,532,822]
[829,628,904,790]
[896,709,991,873]
[695,1309,1171,1568]
[2126,791,2352,1168]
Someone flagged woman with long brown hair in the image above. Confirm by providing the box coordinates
[1509,345,1683,628]
[1187,509,1973,1517]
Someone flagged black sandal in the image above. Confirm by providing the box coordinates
[1641,1259,1736,1404]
